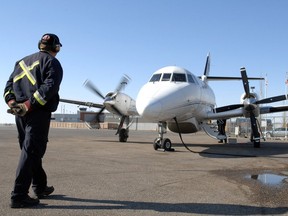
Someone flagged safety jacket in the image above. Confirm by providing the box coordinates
[4,51,63,112]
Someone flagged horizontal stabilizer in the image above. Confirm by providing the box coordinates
[197,76,265,81]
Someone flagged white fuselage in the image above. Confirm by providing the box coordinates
[136,66,216,123]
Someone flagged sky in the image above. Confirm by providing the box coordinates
[0,0,288,123]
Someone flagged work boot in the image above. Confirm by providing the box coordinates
[35,186,54,199]
[10,195,39,208]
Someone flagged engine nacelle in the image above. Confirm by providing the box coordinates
[104,92,138,116]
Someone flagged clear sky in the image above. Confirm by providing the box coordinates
[1,0,288,123]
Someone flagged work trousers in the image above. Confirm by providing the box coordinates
[11,110,51,200]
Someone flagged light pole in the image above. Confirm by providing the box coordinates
[285,72,288,139]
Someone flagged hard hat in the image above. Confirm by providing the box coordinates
[38,33,62,52]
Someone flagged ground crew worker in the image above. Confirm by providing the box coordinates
[4,33,63,208]
[217,119,227,143]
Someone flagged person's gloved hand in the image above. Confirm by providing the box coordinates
[7,100,18,115]
[7,100,31,116]
[8,100,17,108]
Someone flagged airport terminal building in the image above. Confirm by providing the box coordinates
[51,108,157,131]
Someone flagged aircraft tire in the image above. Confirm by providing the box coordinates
[163,138,172,151]
[119,128,128,142]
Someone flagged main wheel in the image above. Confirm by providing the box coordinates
[119,128,128,142]
[162,138,172,151]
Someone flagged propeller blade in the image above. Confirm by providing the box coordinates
[115,75,130,93]
[215,104,244,113]
[84,80,105,100]
[95,106,106,122]
[268,105,288,113]
[240,67,250,99]
[256,94,288,104]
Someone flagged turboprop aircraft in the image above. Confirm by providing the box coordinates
[60,54,288,150]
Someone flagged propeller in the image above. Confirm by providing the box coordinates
[215,104,243,113]
[239,67,260,146]
[115,75,130,93]
[256,94,288,104]
[217,68,288,113]
[240,67,251,99]
[216,67,288,147]
[83,75,130,122]
[84,80,105,100]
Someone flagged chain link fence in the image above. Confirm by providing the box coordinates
[224,115,288,140]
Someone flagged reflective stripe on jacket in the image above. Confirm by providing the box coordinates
[4,51,63,112]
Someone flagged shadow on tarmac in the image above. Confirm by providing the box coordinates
[95,138,288,158]
[39,195,287,215]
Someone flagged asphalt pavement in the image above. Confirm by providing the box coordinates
[0,125,288,216]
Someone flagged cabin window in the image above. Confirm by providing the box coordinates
[172,73,186,82]
[187,74,195,83]
[161,73,171,81]
[149,74,161,82]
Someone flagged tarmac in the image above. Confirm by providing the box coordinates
[0,125,288,216]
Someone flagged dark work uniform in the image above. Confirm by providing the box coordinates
[217,119,227,143]
[4,51,63,200]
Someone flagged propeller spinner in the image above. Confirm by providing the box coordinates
[83,75,131,121]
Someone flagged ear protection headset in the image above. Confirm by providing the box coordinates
[38,34,62,52]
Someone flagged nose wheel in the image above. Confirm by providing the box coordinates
[153,138,173,151]
[153,122,174,151]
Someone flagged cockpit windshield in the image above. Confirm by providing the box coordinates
[172,73,186,82]
[149,74,161,82]
[149,72,193,83]
[187,74,196,83]
[161,73,171,81]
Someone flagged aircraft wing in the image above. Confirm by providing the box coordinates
[59,98,104,109]
[205,104,288,120]
[205,108,244,120]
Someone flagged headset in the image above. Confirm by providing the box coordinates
[38,34,62,53]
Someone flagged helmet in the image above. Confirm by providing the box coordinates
[38,33,62,52]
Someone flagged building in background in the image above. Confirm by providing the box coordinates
[52,108,157,131]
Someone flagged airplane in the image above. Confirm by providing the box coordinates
[60,54,288,150]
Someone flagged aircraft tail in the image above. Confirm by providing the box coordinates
[199,53,264,82]
[201,53,211,83]
[203,53,210,76]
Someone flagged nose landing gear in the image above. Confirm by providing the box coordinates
[153,122,174,151]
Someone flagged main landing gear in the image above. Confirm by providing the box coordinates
[119,128,128,142]
[117,116,130,142]
[153,122,175,151]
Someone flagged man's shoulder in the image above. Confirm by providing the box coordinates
[20,51,43,61]
[19,51,62,69]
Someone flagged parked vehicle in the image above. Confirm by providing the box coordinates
[266,127,288,138]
